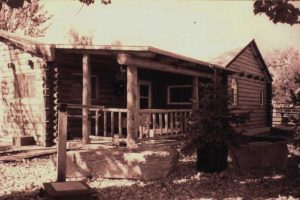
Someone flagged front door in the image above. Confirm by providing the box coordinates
[139,80,152,109]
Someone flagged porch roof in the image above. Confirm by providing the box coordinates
[0,30,237,75]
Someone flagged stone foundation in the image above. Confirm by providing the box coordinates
[231,141,288,169]
[64,145,179,181]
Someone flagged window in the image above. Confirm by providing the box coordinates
[260,90,264,105]
[14,74,36,98]
[139,81,152,109]
[167,85,192,105]
[72,74,98,99]
[231,79,238,105]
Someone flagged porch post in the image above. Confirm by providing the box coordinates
[82,54,91,145]
[127,65,138,147]
[192,76,199,110]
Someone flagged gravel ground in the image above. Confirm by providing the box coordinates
[0,143,299,200]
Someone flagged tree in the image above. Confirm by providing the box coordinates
[2,0,299,26]
[0,0,31,9]
[266,48,300,104]
[0,0,52,37]
[78,0,111,5]
[66,26,94,45]
[290,73,300,105]
[77,0,300,26]
[0,0,111,8]
[254,0,300,25]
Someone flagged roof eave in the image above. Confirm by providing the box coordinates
[0,30,55,61]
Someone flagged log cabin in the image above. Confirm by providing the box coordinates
[0,31,272,147]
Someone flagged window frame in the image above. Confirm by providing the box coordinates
[14,73,36,99]
[138,80,152,109]
[260,90,264,106]
[71,73,98,100]
[231,78,238,106]
[167,85,192,105]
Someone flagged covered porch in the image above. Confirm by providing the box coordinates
[50,45,228,146]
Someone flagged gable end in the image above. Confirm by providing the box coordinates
[226,40,272,82]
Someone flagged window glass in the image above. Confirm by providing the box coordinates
[231,79,238,105]
[140,98,149,109]
[168,86,192,104]
[260,90,264,105]
[139,81,151,109]
[140,85,149,97]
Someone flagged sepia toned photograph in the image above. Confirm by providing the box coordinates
[0,0,299,199]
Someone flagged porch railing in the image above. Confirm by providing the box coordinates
[102,108,127,137]
[61,103,192,140]
[139,109,192,139]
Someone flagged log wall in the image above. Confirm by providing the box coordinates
[55,53,126,138]
[0,41,47,145]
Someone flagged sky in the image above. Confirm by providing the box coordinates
[42,0,300,62]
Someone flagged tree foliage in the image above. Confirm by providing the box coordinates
[0,0,31,10]
[67,27,94,45]
[254,0,300,25]
[0,0,52,37]
[78,0,111,6]
[2,0,300,26]
[181,71,251,155]
[290,73,300,105]
[79,0,300,26]
[266,48,300,104]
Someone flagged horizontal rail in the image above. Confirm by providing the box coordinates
[272,106,300,126]
[56,104,193,140]
[140,109,192,114]
[66,115,98,119]
[58,103,104,111]
[103,108,127,113]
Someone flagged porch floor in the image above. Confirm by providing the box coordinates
[0,135,186,162]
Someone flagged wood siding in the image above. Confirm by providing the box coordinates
[0,41,46,145]
[227,45,270,130]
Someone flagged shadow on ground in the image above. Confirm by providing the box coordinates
[0,188,40,200]
[1,143,299,200]
[96,145,300,199]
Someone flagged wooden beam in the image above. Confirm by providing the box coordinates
[0,34,55,61]
[118,112,122,137]
[126,65,138,147]
[58,48,156,58]
[103,111,107,136]
[192,76,199,110]
[57,104,67,182]
[117,54,212,78]
[95,110,99,136]
[176,61,197,68]
[82,54,91,145]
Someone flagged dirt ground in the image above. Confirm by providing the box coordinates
[0,142,299,200]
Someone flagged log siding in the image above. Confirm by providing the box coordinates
[0,41,47,145]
